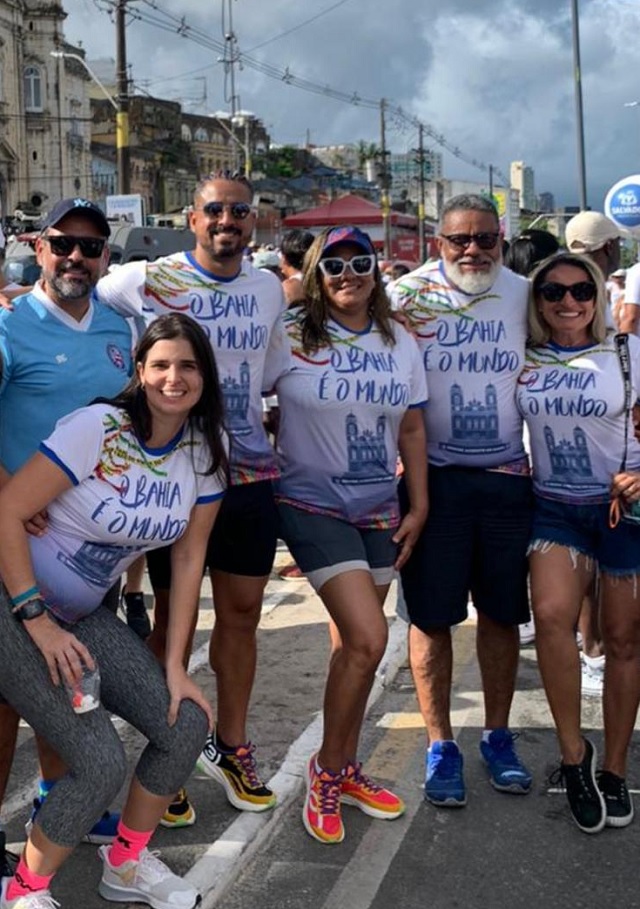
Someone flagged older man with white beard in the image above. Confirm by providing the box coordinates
[390,194,533,809]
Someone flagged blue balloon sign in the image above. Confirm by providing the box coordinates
[605,174,640,234]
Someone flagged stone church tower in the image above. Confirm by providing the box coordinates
[0,1,92,222]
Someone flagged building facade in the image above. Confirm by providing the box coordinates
[389,150,443,204]
[0,1,92,222]
[510,160,536,211]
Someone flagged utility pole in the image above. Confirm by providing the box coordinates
[571,0,588,209]
[414,124,427,264]
[115,0,131,194]
[379,99,391,261]
[223,0,242,172]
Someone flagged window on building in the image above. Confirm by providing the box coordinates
[24,66,43,112]
[195,127,209,142]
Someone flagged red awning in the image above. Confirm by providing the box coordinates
[282,194,416,229]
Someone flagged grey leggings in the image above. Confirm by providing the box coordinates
[0,594,208,847]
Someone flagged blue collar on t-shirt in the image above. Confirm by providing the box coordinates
[185,251,242,283]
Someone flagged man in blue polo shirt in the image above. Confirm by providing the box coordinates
[0,198,132,874]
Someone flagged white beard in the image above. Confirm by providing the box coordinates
[443,257,501,295]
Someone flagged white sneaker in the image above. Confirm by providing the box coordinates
[519,621,535,646]
[581,654,604,698]
[98,846,199,909]
[0,878,60,909]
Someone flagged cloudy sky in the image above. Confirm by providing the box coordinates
[67,0,639,208]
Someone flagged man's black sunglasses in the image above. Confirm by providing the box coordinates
[193,202,253,220]
[440,232,500,250]
[43,235,106,258]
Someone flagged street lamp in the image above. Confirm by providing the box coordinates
[231,110,254,179]
[51,50,129,194]
[214,110,253,179]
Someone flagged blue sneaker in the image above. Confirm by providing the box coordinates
[26,797,120,844]
[480,728,532,794]
[425,741,466,807]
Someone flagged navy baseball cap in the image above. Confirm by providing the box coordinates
[321,226,375,256]
[42,198,111,238]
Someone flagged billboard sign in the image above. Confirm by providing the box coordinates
[604,175,640,234]
[106,194,144,227]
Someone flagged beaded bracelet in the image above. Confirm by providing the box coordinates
[10,585,40,608]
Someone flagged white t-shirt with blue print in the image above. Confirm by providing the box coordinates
[31,403,226,623]
[96,253,289,485]
[390,261,529,469]
[275,310,428,528]
[516,333,640,503]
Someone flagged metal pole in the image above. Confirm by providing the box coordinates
[380,99,391,261]
[244,118,251,179]
[115,0,130,194]
[417,124,426,264]
[571,0,588,209]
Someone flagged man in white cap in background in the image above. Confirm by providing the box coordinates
[565,210,622,282]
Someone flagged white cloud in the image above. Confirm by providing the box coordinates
[66,0,640,207]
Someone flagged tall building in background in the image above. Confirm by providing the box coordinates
[510,160,536,211]
[389,150,443,204]
[538,191,555,213]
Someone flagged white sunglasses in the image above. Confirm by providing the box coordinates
[318,255,376,278]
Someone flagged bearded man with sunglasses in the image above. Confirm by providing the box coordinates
[390,193,533,809]
[0,198,133,870]
[94,172,289,824]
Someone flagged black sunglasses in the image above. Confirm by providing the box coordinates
[43,235,106,258]
[194,202,253,220]
[538,281,596,303]
[440,232,500,250]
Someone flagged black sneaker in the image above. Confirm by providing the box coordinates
[597,770,634,828]
[550,737,605,834]
[197,731,276,812]
[121,589,151,640]
[0,830,19,879]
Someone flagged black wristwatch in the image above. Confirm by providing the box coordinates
[14,597,47,622]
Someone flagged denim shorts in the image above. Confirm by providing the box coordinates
[277,502,397,592]
[530,496,640,576]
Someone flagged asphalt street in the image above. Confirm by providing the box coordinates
[4,544,640,909]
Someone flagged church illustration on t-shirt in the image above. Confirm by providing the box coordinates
[57,541,141,587]
[543,425,593,484]
[221,360,252,436]
[333,413,395,486]
[440,383,507,454]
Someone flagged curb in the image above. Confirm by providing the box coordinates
[189,615,408,908]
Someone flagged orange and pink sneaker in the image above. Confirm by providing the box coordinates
[303,754,345,844]
[341,760,405,819]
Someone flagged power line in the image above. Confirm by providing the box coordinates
[84,0,508,182]
[243,0,355,54]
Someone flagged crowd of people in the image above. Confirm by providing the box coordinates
[1,181,640,908]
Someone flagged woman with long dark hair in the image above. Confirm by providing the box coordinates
[0,313,227,909]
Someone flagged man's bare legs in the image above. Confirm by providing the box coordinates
[208,571,268,746]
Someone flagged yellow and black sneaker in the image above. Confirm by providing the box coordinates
[159,787,196,828]
[197,732,276,812]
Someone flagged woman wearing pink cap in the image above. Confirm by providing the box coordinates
[274,226,428,843]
